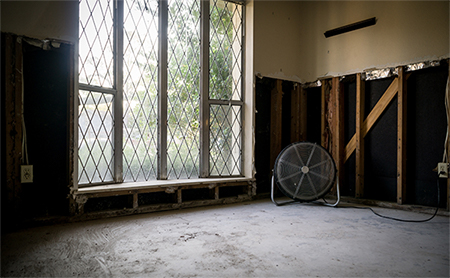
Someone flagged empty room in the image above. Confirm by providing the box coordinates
[1,0,449,277]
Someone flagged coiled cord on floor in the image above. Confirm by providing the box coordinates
[339,179,440,223]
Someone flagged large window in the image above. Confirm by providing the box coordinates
[78,0,244,185]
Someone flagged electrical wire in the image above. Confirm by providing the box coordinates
[339,179,440,223]
[19,55,29,166]
[443,76,449,163]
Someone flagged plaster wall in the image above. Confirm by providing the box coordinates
[0,1,78,43]
[254,1,449,83]
[254,0,304,82]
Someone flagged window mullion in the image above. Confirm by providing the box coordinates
[114,0,124,183]
[158,0,168,180]
[200,0,210,177]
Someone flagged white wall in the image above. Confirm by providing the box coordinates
[254,1,449,83]
[1,1,78,43]
[2,0,448,82]
[254,0,304,82]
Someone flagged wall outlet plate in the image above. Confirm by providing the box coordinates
[21,165,33,183]
[438,163,448,178]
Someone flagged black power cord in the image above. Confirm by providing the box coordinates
[338,179,441,223]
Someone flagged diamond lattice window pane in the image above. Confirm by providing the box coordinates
[166,0,201,179]
[78,90,114,184]
[79,0,115,88]
[209,0,243,101]
[209,104,242,176]
[123,0,159,182]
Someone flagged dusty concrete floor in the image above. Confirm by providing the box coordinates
[1,199,449,277]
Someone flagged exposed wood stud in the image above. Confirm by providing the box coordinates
[355,73,365,198]
[397,67,407,205]
[270,79,283,170]
[177,189,182,204]
[5,34,15,214]
[448,60,450,211]
[14,37,24,214]
[321,81,327,148]
[331,77,344,193]
[5,34,24,221]
[68,42,77,215]
[133,192,138,209]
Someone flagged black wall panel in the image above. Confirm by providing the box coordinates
[22,42,70,217]
[306,87,322,144]
[343,79,356,197]
[364,77,398,202]
[255,77,273,193]
[407,63,448,207]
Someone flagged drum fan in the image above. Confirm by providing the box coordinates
[271,141,340,206]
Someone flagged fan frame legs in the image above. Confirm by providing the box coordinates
[270,175,340,207]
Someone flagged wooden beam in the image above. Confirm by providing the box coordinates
[177,189,182,204]
[355,73,365,198]
[321,81,327,148]
[215,186,219,200]
[448,60,450,211]
[5,34,15,214]
[133,192,138,209]
[344,78,399,162]
[397,67,407,204]
[270,79,283,170]
[5,34,24,221]
[332,77,344,192]
[68,42,77,215]
[290,83,301,142]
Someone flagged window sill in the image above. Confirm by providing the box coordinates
[76,177,255,195]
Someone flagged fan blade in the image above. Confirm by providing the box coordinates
[293,144,305,166]
[278,159,301,169]
[308,170,330,181]
[306,173,319,199]
[293,173,306,199]
[305,144,317,166]
[308,158,330,170]
[277,171,302,183]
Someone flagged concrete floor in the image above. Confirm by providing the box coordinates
[1,199,449,277]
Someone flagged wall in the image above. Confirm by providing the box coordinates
[0,1,78,43]
[254,1,449,83]
[254,1,304,82]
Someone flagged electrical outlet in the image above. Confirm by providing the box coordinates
[438,163,448,178]
[21,165,33,183]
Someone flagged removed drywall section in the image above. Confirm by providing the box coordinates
[0,1,78,43]
[298,1,449,82]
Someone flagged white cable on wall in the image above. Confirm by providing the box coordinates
[20,54,29,166]
[444,76,449,163]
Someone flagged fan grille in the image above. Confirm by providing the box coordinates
[274,142,336,201]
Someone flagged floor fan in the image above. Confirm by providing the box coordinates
[271,141,340,206]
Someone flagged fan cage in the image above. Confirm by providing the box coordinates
[273,142,337,202]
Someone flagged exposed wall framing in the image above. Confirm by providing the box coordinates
[73,181,255,217]
[258,59,448,210]
[4,33,23,222]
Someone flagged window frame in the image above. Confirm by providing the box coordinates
[75,0,249,189]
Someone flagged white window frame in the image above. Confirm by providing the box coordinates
[73,0,254,190]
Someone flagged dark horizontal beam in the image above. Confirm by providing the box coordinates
[324,17,377,38]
